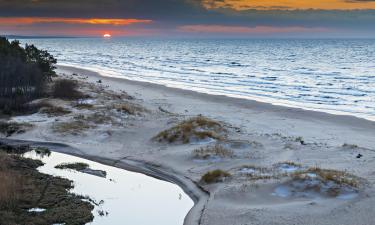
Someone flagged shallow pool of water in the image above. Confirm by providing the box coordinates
[24,151,194,225]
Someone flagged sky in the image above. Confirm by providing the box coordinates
[1,0,375,38]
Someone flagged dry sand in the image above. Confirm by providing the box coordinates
[4,65,375,225]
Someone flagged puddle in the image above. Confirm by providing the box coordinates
[237,167,257,175]
[78,99,96,105]
[190,137,216,145]
[275,163,303,173]
[24,151,194,225]
[235,166,273,179]
[28,208,46,213]
[273,177,359,200]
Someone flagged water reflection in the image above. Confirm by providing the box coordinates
[24,151,194,225]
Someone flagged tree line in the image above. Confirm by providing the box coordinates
[0,37,56,112]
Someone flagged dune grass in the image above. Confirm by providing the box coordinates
[193,144,234,159]
[53,120,92,135]
[291,167,359,197]
[155,116,226,144]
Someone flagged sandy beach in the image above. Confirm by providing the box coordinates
[5,65,375,225]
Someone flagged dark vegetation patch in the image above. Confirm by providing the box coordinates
[0,121,33,137]
[55,162,107,178]
[155,116,226,144]
[33,147,51,157]
[0,142,31,154]
[55,162,89,171]
[52,79,85,100]
[201,169,231,184]
[0,144,94,225]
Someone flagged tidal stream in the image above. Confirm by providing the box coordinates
[24,151,194,225]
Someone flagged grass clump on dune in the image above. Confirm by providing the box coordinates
[201,169,231,184]
[193,144,234,159]
[39,105,71,117]
[74,103,94,110]
[113,103,144,115]
[53,120,92,135]
[291,167,359,197]
[155,116,226,144]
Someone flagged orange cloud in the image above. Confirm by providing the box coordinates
[0,17,152,26]
[201,0,375,10]
[179,25,329,34]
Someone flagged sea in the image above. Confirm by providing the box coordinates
[19,38,375,120]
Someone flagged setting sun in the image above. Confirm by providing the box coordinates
[103,33,111,38]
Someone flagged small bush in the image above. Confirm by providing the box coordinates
[34,147,51,157]
[52,79,84,100]
[155,116,225,144]
[201,169,230,184]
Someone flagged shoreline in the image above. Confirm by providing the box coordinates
[0,138,208,225]
[58,63,375,123]
[57,65,375,148]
